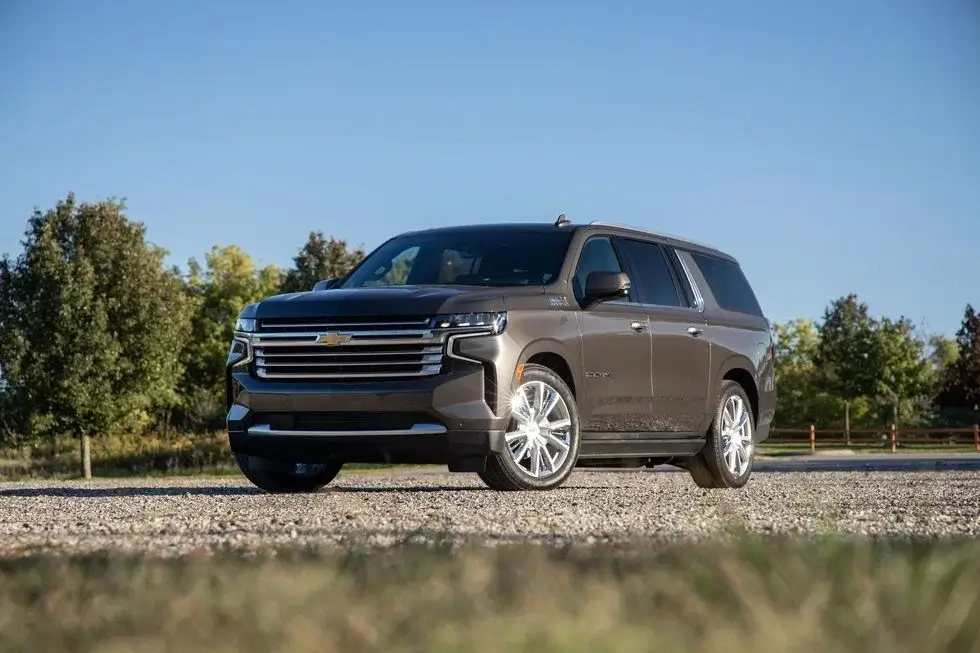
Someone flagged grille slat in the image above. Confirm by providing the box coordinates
[256,357,443,368]
[254,316,445,381]
[258,317,431,334]
[254,346,443,358]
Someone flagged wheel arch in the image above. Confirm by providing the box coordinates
[516,339,581,399]
[716,356,760,425]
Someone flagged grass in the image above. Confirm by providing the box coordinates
[0,432,426,481]
[1,537,979,652]
[1,430,977,482]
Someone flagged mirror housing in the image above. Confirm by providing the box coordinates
[582,271,630,308]
[312,277,339,291]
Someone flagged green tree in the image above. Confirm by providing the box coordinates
[813,294,879,402]
[0,194,190,477]
[772,318,867,428]
[869,316,934,425]
[937,304,980,424]
[928,334,959,374]
[177,245,281,430]
[279,232,365,294]
[812,294,880,439]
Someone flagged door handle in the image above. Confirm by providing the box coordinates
[630,321,647,333]
[687,326,703,337]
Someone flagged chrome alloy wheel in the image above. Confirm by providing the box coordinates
[505,380,573,479]
[721,394,753,477]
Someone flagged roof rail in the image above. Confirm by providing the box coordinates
[587,220,720,253]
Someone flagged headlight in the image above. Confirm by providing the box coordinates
[234,303,258,333]
[235,317,256,333]
[431,311,506,334]
[227,338,251,366]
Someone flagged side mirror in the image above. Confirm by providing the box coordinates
[582,271,630,308]
[312,277,339,291]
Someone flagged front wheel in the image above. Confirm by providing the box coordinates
[235,454,343,493]
[686,380,755,489]
[478,364,582,491]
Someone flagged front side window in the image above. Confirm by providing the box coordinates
[572,236,626,303]
[340,230,574,288]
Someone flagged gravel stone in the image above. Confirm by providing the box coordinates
[1,464,979,557]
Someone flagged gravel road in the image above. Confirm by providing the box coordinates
[2,456,979,557]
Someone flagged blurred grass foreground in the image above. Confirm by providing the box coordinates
[1,537,979,653]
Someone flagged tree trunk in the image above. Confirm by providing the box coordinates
[844,400,851,446]
[80,433,92,480]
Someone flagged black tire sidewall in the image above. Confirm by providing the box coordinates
[705,381,755,487]
[494,364,582,490]
[235,454,343,493]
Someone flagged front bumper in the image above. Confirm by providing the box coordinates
[226,365,510,469]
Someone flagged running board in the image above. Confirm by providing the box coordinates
[578,437,705,458]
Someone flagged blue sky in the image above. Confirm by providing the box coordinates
[1,0,977,336]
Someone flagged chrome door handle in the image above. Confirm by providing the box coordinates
[687,327,703,337]
[630,321,647,333]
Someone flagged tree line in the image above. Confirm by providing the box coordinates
[1,195,978,476]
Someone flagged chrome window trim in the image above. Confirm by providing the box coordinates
[674,253,706,312]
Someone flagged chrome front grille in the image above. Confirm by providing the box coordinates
[252,316,445,380]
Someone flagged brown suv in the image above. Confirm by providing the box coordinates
[226,215,777,492]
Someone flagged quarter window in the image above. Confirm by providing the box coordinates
[690,252,763,315]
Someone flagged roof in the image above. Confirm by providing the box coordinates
[397,219,736,262]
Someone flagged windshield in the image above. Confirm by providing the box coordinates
[340,229,574,288]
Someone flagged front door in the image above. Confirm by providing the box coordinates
[572,235,653,433]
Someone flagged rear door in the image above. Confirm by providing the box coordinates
[572,234,654,433]
[613,236,712,434]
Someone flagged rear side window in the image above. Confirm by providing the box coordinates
[615,238,682,307]
[690,252,763,315]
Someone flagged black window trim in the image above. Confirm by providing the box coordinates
[685,249,762,316]
[610,235,687,309]
[603,236,705,313]
[571,233,639,304]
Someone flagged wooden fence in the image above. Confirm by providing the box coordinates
[767,425,980,453]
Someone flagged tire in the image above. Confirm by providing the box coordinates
[235,454,343,493]
[686,380,755,489]
[478,363,582,491]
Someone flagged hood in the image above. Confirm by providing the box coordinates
[253,285,543,319]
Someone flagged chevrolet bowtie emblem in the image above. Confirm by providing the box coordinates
[315,332,353,346]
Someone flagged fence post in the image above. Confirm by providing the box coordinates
[809,424,815,453]
[974,424,979,452]
[890,423,897,453]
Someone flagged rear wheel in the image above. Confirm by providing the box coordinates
[686,380,755,489]
[235,454,343,493]
[478,364,582,491]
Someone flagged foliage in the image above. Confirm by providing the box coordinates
[0,195,189,460]
[936,304,980,423]
[796,294,942,427]
[771,319,852,428]
[279,231,365,294]
[175,245,281,429]
[812,294,879,401]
